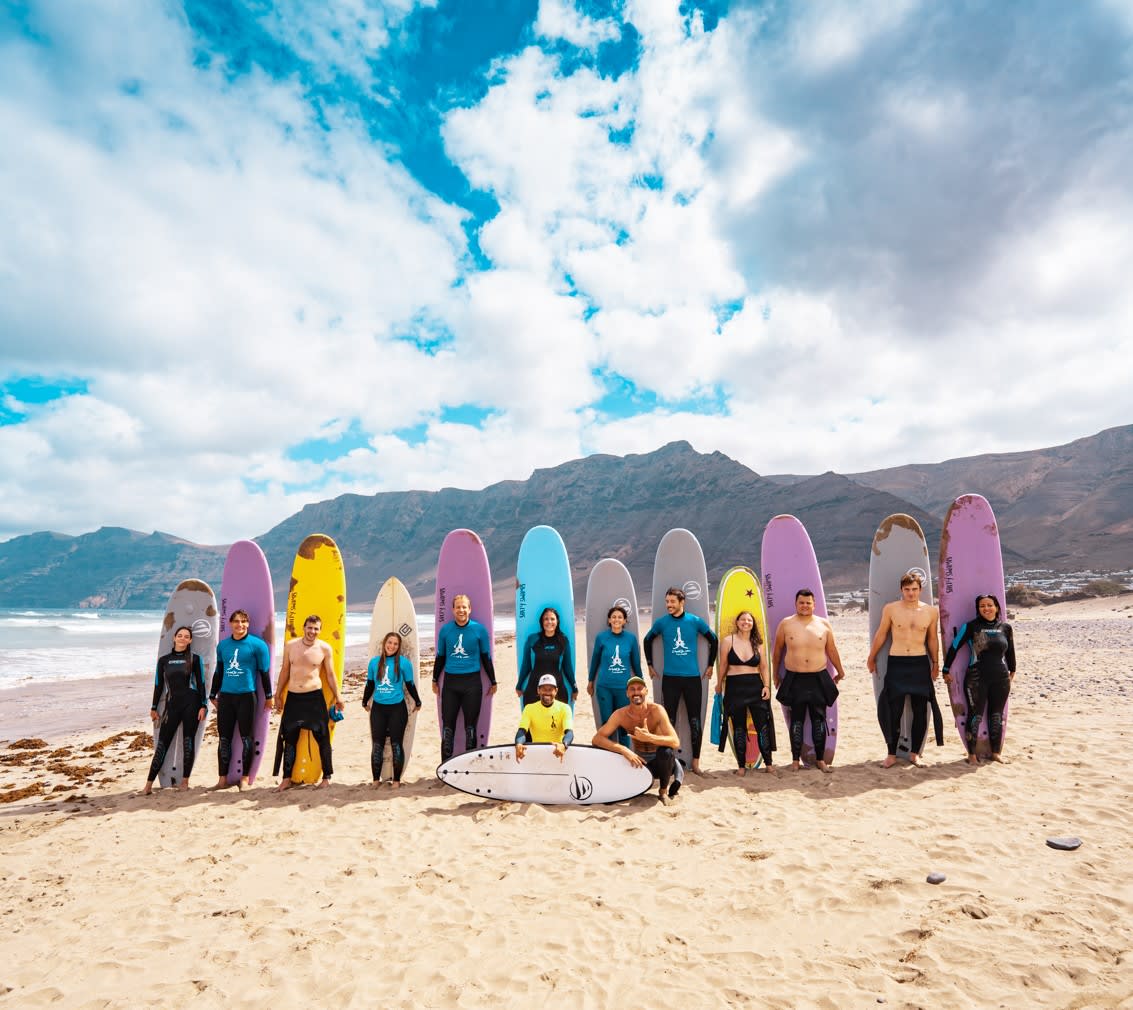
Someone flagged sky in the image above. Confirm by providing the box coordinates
[2,0,1131,545]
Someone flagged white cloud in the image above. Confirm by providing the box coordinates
[535,0,620,51]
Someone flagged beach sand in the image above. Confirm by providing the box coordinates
[1,599,1131,1008]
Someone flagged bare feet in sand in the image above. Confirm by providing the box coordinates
[659,790,675,806]
[790,760,802,771]
[390,780,401,789]
[815,761,833,774]
[966,754,979,766]
[989,753,1005,764]
[316,778,332,789]
[733,768,747,777]
[277,779,293,792]
[764,764,780,777]
[882,755,898,768]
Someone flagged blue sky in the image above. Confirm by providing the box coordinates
[2,0,1132,544]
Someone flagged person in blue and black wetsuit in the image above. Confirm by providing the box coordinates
[588,604,641,748]
[643,587,718,775]
[143,625,207,794]
[942,594,1016,764]
[210,609,272,790]
[433,594,497,761]
[363,631,422,787]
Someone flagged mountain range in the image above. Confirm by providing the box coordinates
[1,424,1129,609]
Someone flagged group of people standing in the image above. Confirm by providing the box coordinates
[144,576,1017,799]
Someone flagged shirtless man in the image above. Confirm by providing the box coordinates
[771,589,845,773]
[592,675,683,806]
[867,571,941,767]
[273,615,344,790]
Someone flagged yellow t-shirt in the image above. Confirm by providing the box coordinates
[518,700,573,744]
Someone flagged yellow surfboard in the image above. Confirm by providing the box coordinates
[715,565,770,767]
[282,534,346,783]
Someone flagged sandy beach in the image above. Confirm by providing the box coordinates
[2,598,1131,1008]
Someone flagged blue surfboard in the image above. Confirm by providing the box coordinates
[516,525,577,709]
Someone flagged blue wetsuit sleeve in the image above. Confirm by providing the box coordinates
[517,633,534,692]
[151,657,165,709]
[941,622,973,673]
[643,622,659,666]
[403,658,422,706]
[1004,624,1016,674]
[562,637,577,692]
[588,636,604,683]
[192,655,207,706]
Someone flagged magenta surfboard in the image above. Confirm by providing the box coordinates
[218,539,276,785]
[434,529,495,756]
[760,514,839,765]
[938,494,1008,756]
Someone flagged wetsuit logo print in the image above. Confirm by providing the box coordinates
[569,775,594,801]
[451,634,469,658]
[226,650,243,676]
[672,628,690,657]
[609,646,625,671]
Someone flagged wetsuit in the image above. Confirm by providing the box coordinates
[776,669,838,764]
[721,645,775,768]
[276,689,334,780]
[434,619,496,761]
[876,655,944,756]
[362,655,422,782]
[147,648,207,783]
[515,699,574,746]
[639,746,684,798]
[210,633,271,778]
[589,628,642,747]
[517,632,577,707]
[644,612,718,761]
[943,618,1016,754]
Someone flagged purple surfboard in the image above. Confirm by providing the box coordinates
[760,514,839,765]
[218,540,276,785]
[434,529,495,756]
[938,494,1008,756]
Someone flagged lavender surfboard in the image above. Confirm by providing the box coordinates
[435,529,494,756]
[938,494,1008,756]
[868,515,934,760]
[649,528,711,768]
[218,540,275,785]
[154,579,219,788]
[760,515,839,765]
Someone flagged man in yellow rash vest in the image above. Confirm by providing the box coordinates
[515,674,574,762]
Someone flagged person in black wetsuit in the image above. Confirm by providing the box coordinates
[516,607,577,707]
[715,610,776,776]
[143,625,207,794]
[942,594,1016,764]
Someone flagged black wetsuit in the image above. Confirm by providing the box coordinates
[721,646,775,768]
[877,655,945,756]
[517,633,576,706]
[434,621,497,761]
[275,690,334,780]
[943,618,1015,754]
[776,669,838,764]
[147,649,206,783]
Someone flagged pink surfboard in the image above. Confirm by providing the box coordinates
[218,540,276,785]
[938,494,1008,756]
[760,515,839,765]
[434,529,495,756]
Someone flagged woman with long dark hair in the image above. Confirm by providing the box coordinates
[942,594,1016,764]
[516,607,576,707]
[143,625,207,793]
[363,631,422,787]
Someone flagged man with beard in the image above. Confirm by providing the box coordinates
[592,675,683,806]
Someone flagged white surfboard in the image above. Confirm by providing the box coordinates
[437,744,653,804]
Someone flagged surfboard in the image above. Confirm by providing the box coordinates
[434,529,494,756]
[938,494,1008,756]
[649,528,711,768]
[437,743,653,804]
[715,565,769,768]
[760,514,839,765]
[868,515,934,760]
[585,558,641,738]
[368,576,422,775]
[282,534,346,784]
[218,539,276,785]
[153,579,219,788]
[516,525,577,708]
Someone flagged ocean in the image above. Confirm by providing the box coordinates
[0,609,517,691]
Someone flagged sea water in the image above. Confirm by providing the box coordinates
[0,609,516,690]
